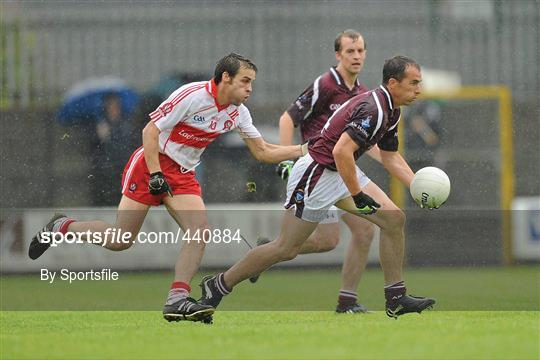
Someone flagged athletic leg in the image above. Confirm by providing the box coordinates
[335,213,374,313]
[297,222,340,254]
[335,181,404,285]
[199,210,318,308]
[69,196,150,250]
[161,194,215,323]
[29,195,149,259]
[340,213,374,291]
[335,182,435,318]
[162,194,210,284]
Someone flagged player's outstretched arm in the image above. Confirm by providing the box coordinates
[243,137,306,164]
[380,150,415,188]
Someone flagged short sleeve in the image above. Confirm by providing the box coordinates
[286,75,325,127]
[235,105,261,139]
[149,84,203,131]
[344,104,376,151]
[378,114,400,152]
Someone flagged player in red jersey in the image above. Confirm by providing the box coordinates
[29,53,307,323]
[276,30,380,313]
[200,56,436,319]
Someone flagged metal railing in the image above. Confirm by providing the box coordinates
[2,1,539,110]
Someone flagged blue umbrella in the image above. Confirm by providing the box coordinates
[57,77,139,125]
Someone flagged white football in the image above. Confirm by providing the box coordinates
[410,167,451,209]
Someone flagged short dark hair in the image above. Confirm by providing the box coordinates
[382,55,421,85]
[334,29,366,52]
[214,53,257,84]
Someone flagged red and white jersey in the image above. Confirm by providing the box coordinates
[149,79,261,170]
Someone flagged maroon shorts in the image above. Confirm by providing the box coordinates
[121,147,202,206]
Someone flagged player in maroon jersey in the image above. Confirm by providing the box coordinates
[200,56,436,319]
[274,29,380,314]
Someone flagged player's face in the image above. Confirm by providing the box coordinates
[335,36,366,75]
[224,67,256,105]
[390,65,423,106]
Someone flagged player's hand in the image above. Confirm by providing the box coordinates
[276,160,295,180]
[148,172,173,197]
[352,191,381,215]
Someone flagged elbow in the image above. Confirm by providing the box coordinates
[142,122,153,138]
[278,114,287,127]
[142,122,160,142]
[252,151,265,162]
[279,113,293,128]
[251,146,268,162]
[332,146,345,161]
[255,151,274,163]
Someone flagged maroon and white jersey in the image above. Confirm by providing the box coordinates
[149,79,261,170]
[286,67,368,142]
[309,85,401,170]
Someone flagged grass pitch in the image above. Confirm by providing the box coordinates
[1,311,538,359]
[1,266,539,359]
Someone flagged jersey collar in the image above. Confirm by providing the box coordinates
[378,85,394,111]
[329,66,361,90]
[205,78,230,111]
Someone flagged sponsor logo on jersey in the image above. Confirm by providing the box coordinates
[159,102,173,116]
[358,128,368,137]
[295,94,309,109]
[178,130,212,143]
[348,122,369,138]
[329,103,341,111]
[223,120,234,131]
[361,116,371,129]
[193,115,206,123]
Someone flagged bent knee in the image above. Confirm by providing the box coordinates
[280,249,299,261]
[108,236,135,251]
[352,225,375,246]
[274,243,300,262]
[318,236,339,252]
[106,227,139,251]
[384,209,406,232]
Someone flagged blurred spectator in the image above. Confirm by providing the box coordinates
[132,72,209,136]
[404,100,443,168]
[405,100,442,150]
[90,93,135,206]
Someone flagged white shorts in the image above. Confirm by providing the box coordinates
[319,206,343,224]
[284,153,371,223]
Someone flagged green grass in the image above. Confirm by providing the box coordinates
[1,266,538,311]
[1,311,538,359]
[1,266,539,359]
